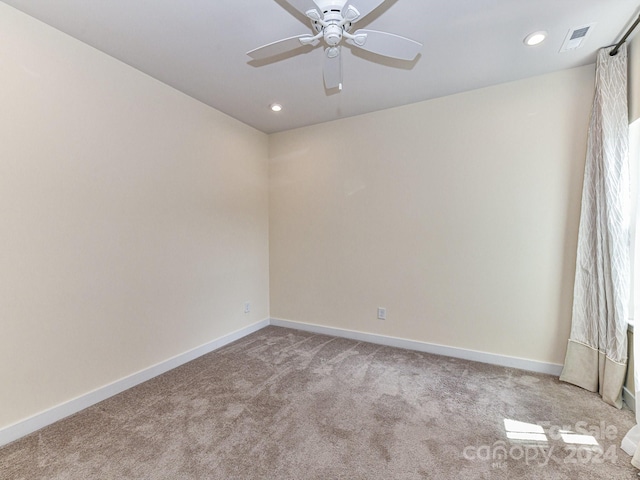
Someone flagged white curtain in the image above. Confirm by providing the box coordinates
[559,44,630,408]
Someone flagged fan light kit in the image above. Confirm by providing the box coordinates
[247,0,423,92]
[524,31,548,46]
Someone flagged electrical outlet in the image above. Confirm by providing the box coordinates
[377,307,386,320]
[244,302,251,314]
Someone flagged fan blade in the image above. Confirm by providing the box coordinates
[247,35,318,60]
[346,29,422,60]
[343,0,385,22]
[284,0,322,18]
[323,47,343,90]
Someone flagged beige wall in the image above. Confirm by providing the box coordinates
[269,65,595,365]
[0,4,269,429]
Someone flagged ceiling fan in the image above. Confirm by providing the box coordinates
[247,0,422,91]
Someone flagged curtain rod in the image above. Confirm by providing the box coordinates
[610,13,640,56]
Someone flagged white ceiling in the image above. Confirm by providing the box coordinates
[3,0,639,134]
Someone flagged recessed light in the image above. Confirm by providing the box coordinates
[270,103,283,112]
[524,31,547,46]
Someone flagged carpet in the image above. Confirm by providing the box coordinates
[0,326,637,479]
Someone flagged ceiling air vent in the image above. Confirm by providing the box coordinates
[560,23,595,52]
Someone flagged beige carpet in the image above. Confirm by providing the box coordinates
[0,326,637,479]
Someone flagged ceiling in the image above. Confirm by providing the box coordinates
[2,0,639,134]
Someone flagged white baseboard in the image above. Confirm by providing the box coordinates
[0,316,566,448]
[270,318,564,376]
[0,318,270,448]
[624,386,636,413]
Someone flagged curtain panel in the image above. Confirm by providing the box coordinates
[559,44,630,408]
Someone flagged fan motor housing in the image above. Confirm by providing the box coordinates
[311,5,353,45]
[324,24,343,46]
